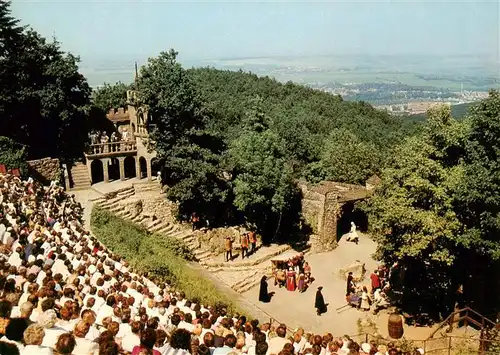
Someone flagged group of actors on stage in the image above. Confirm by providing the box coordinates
[344,265,391,313]
[272,253,313,293]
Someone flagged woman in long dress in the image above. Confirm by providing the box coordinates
[360,286,371,311]
[286,268,296,291]
[297,273,306,293]
[259,276,270,302]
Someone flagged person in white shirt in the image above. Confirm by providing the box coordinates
[72,321,98,355]
[121,320,141,353]
[22,323,54,355]
[96,295,116,326]
[38,310,67,349]
[267,327,291,355]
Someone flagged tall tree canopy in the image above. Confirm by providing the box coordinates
[91,82,130,112]
[364,95,500,319]
[0,1,91,161]
[137,50,230,224]
[227,97,296,238]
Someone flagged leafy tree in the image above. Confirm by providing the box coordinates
[453,91,500,316]
[304,128,381,184]
[228,98,296,241]
[91,82,130,112]
[137,50,230,224]
[362,105,467,317]
[0,136,28,173]
[187,67,410,185]
[0,1,91,161]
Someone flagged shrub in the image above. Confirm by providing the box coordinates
[0,136,28,174]
[90,207,240,312]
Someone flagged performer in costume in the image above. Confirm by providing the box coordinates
[286,267,296,291]
[315,286,327,315]
[259,276,270,302]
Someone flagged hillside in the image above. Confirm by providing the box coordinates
[187,67,417,183]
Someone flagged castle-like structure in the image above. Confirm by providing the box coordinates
[73,91,157,187]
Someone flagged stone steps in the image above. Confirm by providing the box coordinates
[232,272,271,293]
[202,244,291,269]
[109,204,125,213]
[157,224,176,234]
[145,219,162,229]
[71,163,91,189]
[150,221,170,232]
[91,188,215,266]
[116,210,131,218]
[134,183,161,193]
[206,264,272,273]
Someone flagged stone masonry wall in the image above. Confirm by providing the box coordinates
[27,158,61,185]
[139,194,175,222]
[298,182,325,234]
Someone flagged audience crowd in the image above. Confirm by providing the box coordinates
[0,173,425,355]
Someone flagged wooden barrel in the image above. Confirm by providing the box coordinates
[388,312,404,339]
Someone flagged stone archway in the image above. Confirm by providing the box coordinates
[336,200,368,241]
[108,158,120,181]
[90,160,104,184]
[138,157,147,179]
[151,157,161,181]
[124,156,136,178]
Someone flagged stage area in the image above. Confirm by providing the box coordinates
[242,232,379,335]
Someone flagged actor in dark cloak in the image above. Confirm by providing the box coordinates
[259,276,270,302]
[346,272,355,296]
[315,286,327,315]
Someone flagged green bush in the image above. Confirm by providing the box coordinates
[0,136,28,174]
[90,207,240,312]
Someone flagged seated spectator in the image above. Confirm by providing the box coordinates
[4,318,29,352]
[132,327,161,355]
[22,323,53,355]
[54,333,76,355]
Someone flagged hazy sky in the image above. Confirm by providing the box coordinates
[10,0,500,62]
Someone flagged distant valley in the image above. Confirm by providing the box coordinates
[81,54,499,111]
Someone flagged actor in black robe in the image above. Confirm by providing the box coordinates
[346,272,355,296]
[259,276,270,302]
[315,286,327,315]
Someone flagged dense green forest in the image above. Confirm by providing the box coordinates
[128,51,424,243]
[187,67,417,183]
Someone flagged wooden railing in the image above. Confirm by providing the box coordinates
[428,307,497,339]
[86,141,137,156]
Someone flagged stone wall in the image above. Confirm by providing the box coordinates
[27,158,61,185]
[298,180,370,253]
[137,193,175,222]
[299,183,325,235]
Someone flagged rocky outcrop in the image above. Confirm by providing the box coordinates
[338,260,366,282]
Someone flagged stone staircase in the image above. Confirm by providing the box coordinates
[203,244,292,293]
[231,266,273,293]
[70,163,91,189]
[92,185,213,263]
[91,182,301,293]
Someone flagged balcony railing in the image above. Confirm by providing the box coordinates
[86,141,137,157]
[135,124,148,137]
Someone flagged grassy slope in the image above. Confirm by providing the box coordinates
[90,207,240,312]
